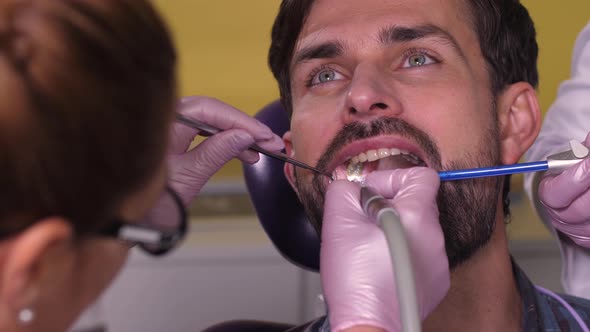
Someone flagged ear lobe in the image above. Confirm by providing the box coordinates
[1,217,73,313]
[497,82,542,165]
[282,131,299,194]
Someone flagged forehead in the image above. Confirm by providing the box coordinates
[298,0,475,52]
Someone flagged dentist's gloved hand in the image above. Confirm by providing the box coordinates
[538,133,590,247]
[168,96,284,205]
[321,167,450,332]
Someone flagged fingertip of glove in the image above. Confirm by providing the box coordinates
[409,166,437,176]
[416,166,440,184]
[258,135,285,151]
[231,130,256,147]
[330,321,394,332]
[239,150,260,164]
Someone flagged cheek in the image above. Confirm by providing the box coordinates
[404,86,493,163]
[81,241,130,299]
[96,243,129,281]
[56,240,129,324]
[290,100,342,164]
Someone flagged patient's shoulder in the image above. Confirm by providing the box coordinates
[543,292,590,330]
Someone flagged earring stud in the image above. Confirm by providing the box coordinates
[18,308,34,324]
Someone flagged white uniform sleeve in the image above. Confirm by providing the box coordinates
[524,21,590,297]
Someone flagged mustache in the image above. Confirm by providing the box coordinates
[314,117,443,172]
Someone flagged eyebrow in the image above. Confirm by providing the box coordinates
[378,24,466,59]
[293,41,344,67]
[292,24,466,70]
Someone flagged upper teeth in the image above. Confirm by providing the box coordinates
[350,148,413,164]
[342,148,424,182]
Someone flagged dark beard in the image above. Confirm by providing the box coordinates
[294,116,501,269]
[437,155,501,268]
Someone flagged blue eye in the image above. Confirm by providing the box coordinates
[403,53,436,68]
[318,70,337,82]
[309,68,344,86]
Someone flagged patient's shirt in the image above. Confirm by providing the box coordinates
[289,263,590,332]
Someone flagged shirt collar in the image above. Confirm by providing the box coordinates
[512,259,562,331]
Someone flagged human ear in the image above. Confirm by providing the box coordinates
[283,130,299,195]
[1,217,73,317]
[496,82,542,165]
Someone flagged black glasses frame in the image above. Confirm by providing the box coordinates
[100,186,188,256]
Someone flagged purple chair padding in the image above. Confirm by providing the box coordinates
[202,320,295,332]
[242,100,320,271]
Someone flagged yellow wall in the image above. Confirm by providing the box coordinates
[152,1,281,180]
[152,1,590,181]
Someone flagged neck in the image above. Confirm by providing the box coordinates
[423,209,522,332]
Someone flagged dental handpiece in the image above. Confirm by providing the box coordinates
[361,186,421,332]
[175,114,334,180]
[438,140,589,181]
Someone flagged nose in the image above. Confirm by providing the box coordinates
[344,65,401,122]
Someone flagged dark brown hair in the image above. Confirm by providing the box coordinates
[268,0,539,218]
[0,0,177,236]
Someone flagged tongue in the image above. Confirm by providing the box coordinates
[376,154,417,171]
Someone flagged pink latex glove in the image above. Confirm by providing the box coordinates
[321,167,450,332]
[538,133,590,247]
[168,96,284,205]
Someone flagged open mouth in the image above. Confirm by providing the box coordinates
[331,148,426,182]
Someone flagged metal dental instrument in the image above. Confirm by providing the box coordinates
[438,140,590,181]
[175,114,334,180]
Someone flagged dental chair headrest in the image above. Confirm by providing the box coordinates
[242,100,320,271]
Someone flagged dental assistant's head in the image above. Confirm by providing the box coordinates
[269,0,541,268]
[0,0,176,330]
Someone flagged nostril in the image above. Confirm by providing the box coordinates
[349,103,387,114]
[372,102,387,110]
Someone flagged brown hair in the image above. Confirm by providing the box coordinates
[0,0,177,236]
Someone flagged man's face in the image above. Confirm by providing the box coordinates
[284,0,505,268]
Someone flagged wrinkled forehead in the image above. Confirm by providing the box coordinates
[296,0,476,56]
